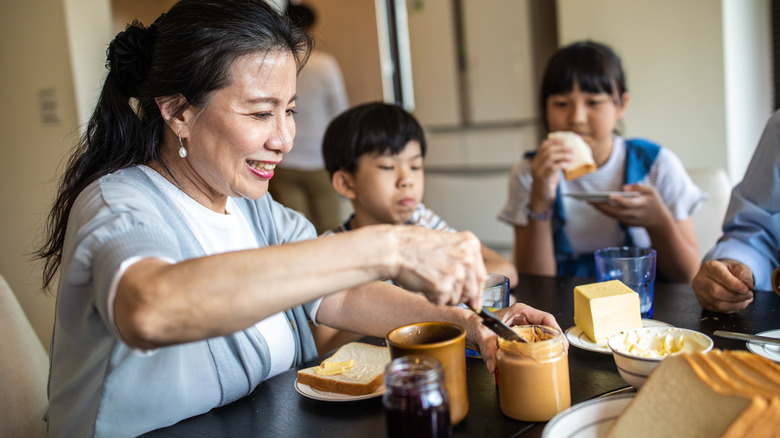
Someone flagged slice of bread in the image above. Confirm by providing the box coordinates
[297,342,391,396]
[549,131,596,180]
[606,350,780,437]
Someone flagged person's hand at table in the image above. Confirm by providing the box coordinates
[691,258,754,313]
[390,227,487,310]
[464,303,564,374]
[589,184,670,228]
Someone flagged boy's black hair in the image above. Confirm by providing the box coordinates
[322,102,427,177]
[540,40,627,131]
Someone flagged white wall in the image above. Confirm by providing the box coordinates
[557,0,772,184]
[0,0,82,349]
[723,0,774,181]
[63,0,113,127]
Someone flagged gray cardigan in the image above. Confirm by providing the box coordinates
[46,166,320,437]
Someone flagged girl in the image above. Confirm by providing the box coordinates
[498,41,705,282]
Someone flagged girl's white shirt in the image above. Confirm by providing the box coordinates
[499,136,706,255]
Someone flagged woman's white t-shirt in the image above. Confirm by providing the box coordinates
[109,166,295,378]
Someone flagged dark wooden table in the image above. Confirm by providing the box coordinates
[142,275,780,437]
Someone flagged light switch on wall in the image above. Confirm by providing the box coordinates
[38,87,61,125]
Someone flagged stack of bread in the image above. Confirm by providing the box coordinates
[607,349,780,437]
[297,342,390,396]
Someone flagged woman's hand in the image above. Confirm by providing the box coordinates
[590,184,670,229]
[464,303,564,373]
[529,137,572,212]
[390,227,487,310]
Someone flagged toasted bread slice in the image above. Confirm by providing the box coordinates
[297,342,390,396]
[549,131,596,180]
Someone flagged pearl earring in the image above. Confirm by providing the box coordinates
[178,131,187,158]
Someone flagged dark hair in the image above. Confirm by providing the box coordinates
[35,0,312,292]
[286,4,316,30]
[323,102,427,177]
[540,40,627,131]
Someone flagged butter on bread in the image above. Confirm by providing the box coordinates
[549,131,596,180]
[573,280,642,343]
[607,350,780,438]
[297,342,390,396]
[314,359,355,376]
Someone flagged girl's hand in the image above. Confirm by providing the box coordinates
[590,184,671,230]
[529,137,572,211]
[466,303,564,373]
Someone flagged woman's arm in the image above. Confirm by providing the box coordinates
[317,280,561,373]
[115,225,486,349]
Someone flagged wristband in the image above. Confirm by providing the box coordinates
[527,205,554,221]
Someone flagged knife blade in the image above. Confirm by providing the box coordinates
[476,307,527,343]
[713,330,780,347]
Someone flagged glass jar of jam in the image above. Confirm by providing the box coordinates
[383,356,452,438]
[496,325,570,422]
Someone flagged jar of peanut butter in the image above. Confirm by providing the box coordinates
[496,325,570,422]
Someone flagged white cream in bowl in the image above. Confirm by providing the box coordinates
[610,327,710,358]
[607,326,714,389]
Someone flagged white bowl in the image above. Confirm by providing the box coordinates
[607,326,713,389]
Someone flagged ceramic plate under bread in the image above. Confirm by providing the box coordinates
[294,379,385,402]
[542,393,635,438]
[565,320,674,354]
[745,329,780,363]
[566,192,639,202]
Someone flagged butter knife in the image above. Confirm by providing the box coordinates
[475,307,527,343]
[713,330,780,347]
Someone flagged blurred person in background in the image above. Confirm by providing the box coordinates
[269,3,349,233]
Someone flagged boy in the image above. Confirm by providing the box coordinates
[314,102,518,352]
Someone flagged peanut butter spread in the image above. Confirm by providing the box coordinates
[497,325,570,422]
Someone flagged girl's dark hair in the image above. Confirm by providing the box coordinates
[540,40,627,131]
[35,0,312,291]
[322,102,427,177]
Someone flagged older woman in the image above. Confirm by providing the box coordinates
[37,1,561,436]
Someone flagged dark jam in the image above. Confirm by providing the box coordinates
[383,356,452,438]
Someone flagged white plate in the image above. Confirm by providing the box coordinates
[745,329,780,363]
[294,378,385,402]
[542,393,635,438]
[565,320,674,354]
[566,192,639,202]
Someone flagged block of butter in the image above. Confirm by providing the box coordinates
[574,280,642,343]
